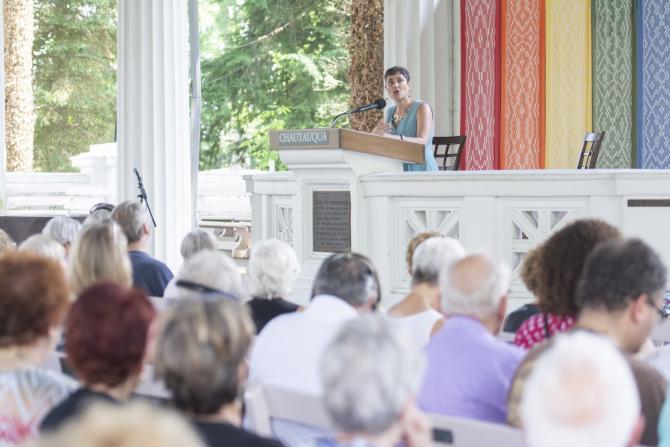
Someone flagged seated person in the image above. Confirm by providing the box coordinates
[163,229,217,298]
[41,283,156,432]
[111,200,173,297]
[174,250,244,301]
[19,234,65,264]
[246,239,301,333]
[521,332,643,447]
[507,238,667,446]
[42,216,82,257]
[67,220,132,296]
[35,402,205,447]
[155,297,283,447]
[418,254,524,423]
[0,253,75,445]
[513,219,621,349]
[389,236,465,347]
[320,315,432,447]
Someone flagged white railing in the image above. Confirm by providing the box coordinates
[5,144,258,223]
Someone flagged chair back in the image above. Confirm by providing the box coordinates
[429,413,525,447]
[245,384,334,438]
[433,136,467,171]
[576,132,605,169]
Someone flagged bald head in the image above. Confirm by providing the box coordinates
[440,254,510,319]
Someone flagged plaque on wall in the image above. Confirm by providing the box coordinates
[313,191,351,253]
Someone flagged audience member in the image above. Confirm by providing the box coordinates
[0,228,16,254]
[41,283,156,432]
[0,253,74,445]
[111,200,173,296]
[163,229,217,298]
[155,298,282,447]
[35,402,205,447]
[83,202,114,227]
[246,239,301,333]
[248,252,379,445]
[389,237,465,346]
[521,332,643,447]
[19,234,65,263]
[507,238,667,446]
[404,231,441,275]
[417,254,524,423]
[174,250,244,301]
[321,316,431,447]
[42,216,82,256]
[68,220,132,296]
[513,219,621,349]
[501,247,541,333]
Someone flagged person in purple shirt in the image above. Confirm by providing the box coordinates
[417,254,525,423]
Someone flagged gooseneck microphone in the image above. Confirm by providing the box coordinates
[330,98,387,128]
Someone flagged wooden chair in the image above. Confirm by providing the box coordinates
[433,136,466,171]
[429,413,525,446]
[244,384,334,438]
[576,132,605,169]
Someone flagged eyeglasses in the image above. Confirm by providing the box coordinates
[176,279,239,302]
[645,295,666,323]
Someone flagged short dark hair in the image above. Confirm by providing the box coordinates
[0,252,69,348]
[66,282,156,387]
[576,239,667,312]
[384,66,410,82]
[312,253,378,307]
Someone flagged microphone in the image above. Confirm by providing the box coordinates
[330,98,387,128]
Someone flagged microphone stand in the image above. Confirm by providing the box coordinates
[133,168,157,228]
[330,111,354,128]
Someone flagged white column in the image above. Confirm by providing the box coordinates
[384,0,461,136]
[0,5,6,209]
[117,0,192,268]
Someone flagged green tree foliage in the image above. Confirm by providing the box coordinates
[199,0,350,170]
[32,0,116,172]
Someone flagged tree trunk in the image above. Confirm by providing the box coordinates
[348,0,384,133]
[3,0,34,172]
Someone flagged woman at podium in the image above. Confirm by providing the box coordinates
[372,66,438,171]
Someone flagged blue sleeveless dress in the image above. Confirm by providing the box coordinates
[385,100,438,171]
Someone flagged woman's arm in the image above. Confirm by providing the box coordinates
[395,102,432,144]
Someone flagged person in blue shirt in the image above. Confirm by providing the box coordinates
[372,66,438,171]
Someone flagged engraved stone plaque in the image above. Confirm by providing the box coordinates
[313,191,351,253]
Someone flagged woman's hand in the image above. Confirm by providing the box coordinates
[372,120,391,136]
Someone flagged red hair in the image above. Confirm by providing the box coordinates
[65,282,156,387]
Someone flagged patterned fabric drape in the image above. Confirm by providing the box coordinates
[544,0,592,169]
[500,0,543,169]
[460,0,501,170]
[593,0,634,168]
[636,0,670,168]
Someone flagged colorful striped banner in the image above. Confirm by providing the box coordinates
[593,0,634,168]
[636,0,670,168]
[544,0,592,169]
[500,0,544,169]
[460,0,501,170]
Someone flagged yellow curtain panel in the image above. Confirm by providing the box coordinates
[544,0,592,168]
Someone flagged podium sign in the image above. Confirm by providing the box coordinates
[312,191,351,253]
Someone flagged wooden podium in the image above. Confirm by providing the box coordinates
[250,128,424,293]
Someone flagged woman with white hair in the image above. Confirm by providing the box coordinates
[42,216,82,256]
[389,236,465,346]
[246,239,301,333]
[18,234,66,264]
[174,250,244,301]
[163,230,217,298]
[320,315,432,447]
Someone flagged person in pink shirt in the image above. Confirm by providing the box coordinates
[514,219,622,350]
